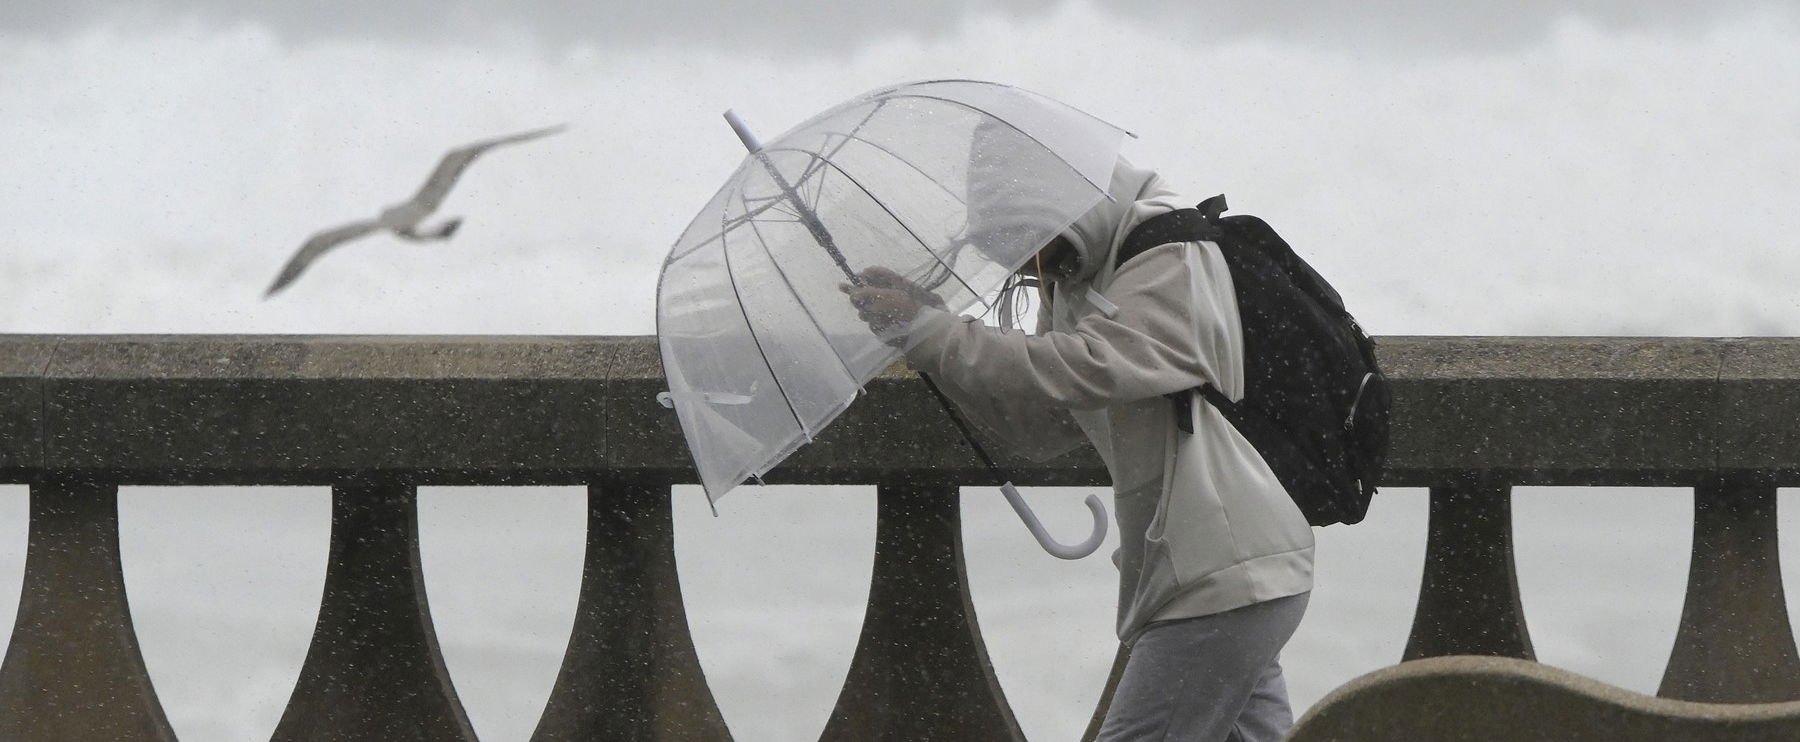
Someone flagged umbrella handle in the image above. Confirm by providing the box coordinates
[999,482,1108,560]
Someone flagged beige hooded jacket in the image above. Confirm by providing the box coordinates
[902,158,1314,643]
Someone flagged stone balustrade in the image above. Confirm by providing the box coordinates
[0,335,1796,740]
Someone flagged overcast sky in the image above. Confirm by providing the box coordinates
[7,1,1795,53]
[2,1,1797,338]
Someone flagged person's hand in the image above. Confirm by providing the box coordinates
[841,266,945,335]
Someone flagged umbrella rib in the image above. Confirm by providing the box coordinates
[718,214,816,447]
[667,196,806,262]
[781,100,960,218]
[679,84,1117,265]
[741,209,863,387]
[801,152,828,215]
[745,149,860,283]
[839,133,967,206]
[898,78,1137,138]
[912,241,973,296]
[733,102,891,286]
[806,155,991,312]
[671,98,933,266]
[773,133,967,208]
[788,99,888,203]
[887,92,1115,200]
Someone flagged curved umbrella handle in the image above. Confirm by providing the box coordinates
[999,482,1108,560]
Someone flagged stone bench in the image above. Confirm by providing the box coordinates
[1289,656,1800,742]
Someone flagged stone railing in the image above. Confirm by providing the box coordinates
[0,335,1796,740]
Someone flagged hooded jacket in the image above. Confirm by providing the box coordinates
[902,158,1314,643]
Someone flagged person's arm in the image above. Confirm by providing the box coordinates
[906,316,1091,462]
[844,267,1092,460]
[905,242,1225,411]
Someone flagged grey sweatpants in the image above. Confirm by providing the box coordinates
[1095,592,1310,742]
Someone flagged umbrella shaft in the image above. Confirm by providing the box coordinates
[918,371,1004,479]
[749,149,862,286]
[726,112,862,286]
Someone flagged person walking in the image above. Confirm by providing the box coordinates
[846,148,1314,741]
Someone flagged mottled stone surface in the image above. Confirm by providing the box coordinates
[1661,481,1800,703]
[821,484,1024,741]
[1379,337,1726,486]
[599,338,690,479]
[37,336,617,484]
[0,478,177,741]
[273,482,477,742]
[1717,339,1800,478]
[1290,655,1800,742]
[3,334,1799,740]
[0,336,56,472]
[0,335,1796,487]
[1403,481,1534,662]
[531,481,730,741]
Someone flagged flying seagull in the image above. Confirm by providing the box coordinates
[265,123,568,297]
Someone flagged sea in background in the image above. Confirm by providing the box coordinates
[3,3,1799,739]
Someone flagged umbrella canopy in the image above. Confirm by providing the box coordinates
[657,79,1131,505]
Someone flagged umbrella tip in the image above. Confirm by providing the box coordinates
[723,109,763,153]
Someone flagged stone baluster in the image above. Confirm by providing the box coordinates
[820,483,1024,740]
[0,476,177,741]
[1404,477,1534,660]
[1659,479,1800,702]
[273,480,477,741]
[531,478,730,741]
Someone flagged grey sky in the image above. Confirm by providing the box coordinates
[5,1,1794,54]
[2,0,1797,340]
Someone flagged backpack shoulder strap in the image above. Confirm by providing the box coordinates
[1113,196,1233,435]
[1115,194,1229,271]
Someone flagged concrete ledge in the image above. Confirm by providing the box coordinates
[1719,340,1800,477]
[1383,337,1725,484]
[0,335,1795,486]
[39,336,620,483]
[1289,656,1800,742]
[0,336,55,472]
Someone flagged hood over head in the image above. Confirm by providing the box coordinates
[962,117,1162,286]
[1055,155,1160,285]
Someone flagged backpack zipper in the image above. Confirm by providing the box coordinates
[1344,372,1376,431]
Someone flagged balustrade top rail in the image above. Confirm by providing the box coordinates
[0,334,1796,487]
[3,334,1799,741]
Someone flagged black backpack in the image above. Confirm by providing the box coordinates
[1115,195,1390,526]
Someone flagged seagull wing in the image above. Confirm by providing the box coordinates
[265,219,383,296]
[407,123,569,214]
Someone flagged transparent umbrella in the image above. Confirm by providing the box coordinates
[656,79,1130,558]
